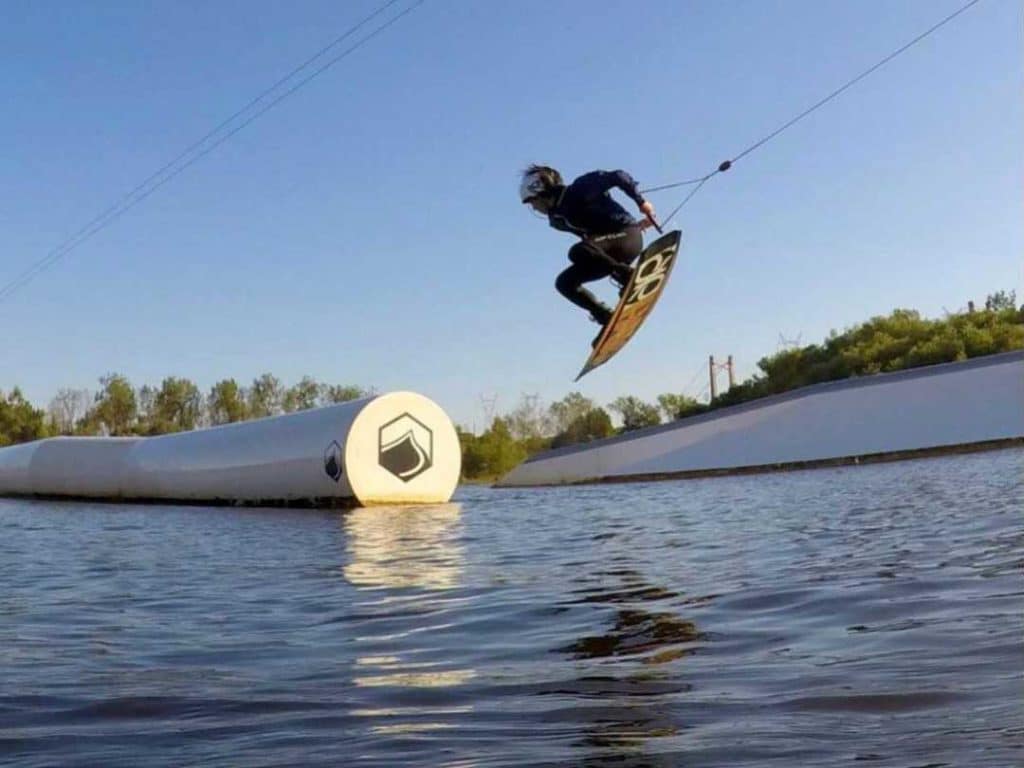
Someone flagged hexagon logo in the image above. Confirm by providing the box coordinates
[324,440,343,482]
[379,413,433,482]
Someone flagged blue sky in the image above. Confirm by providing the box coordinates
[2,0,1020,429]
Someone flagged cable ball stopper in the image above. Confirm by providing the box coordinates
[718,160,732,173]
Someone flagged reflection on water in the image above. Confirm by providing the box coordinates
[342,503,464,590]
[564,608,702,663]
[353,664,477,689]
[555,567,700,761]
[341,503,477,738]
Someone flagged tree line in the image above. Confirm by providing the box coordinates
[459,292,1024,479]
[712,290,1023,409]
[2,292,1021,479]
[458,390,697,480]
[0,374,369,445]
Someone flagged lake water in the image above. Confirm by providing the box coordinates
[1,449,1021,767]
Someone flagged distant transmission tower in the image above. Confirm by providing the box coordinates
[479,394,498,430]
[777,332,802,351]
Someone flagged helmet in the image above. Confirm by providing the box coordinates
[519,165,562,203]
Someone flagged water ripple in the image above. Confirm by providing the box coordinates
[1,449,1021,767]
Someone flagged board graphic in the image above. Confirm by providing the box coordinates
[575,230,682,381]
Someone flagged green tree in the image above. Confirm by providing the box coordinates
[713,298,1023,411]
[208,379,247,425]
[143,377,202,434]
[548,392,596,434]
[656,392,705,421]
[247,373,283,418]
[457,427,486,479]
[984,307,1024,350]
[283,376,321,413]
[73,411,102,435]
[0,388,49,446]
[609,395,662,432]
[507,393,553,454]
[985,290,1016,312]
[85,374,138,436]
[320,384,368,405]
[458,418,526,480]
[550,407,614,449]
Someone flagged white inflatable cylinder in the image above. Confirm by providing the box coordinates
[0,391,460,507]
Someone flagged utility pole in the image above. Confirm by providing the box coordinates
[709,355,735,400]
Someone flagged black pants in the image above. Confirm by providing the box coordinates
[555,226,643,316]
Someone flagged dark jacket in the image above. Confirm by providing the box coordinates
[547,170,646,238]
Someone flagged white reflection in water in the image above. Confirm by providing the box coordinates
[343,503,464,590]
[353,655,477,689]
[354,668,477,688]
[343,502,476,736]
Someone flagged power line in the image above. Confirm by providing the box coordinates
[731,0,983,166]
[0,0,425,305]
[0,0,403,302]
[681,361,706,396]
[650,0,984,226]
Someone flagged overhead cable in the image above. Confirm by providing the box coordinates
[0,0,424,304]
[648,0,984,226]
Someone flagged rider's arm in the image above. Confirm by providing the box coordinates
[575,169,646,207]
[586,170,657,226]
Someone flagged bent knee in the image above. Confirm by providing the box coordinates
[555,270,576,296]
[567,242,591,265]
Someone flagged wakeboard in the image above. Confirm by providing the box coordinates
[575,229,682,381]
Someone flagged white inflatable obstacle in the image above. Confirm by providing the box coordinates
[0,391,460,507]
[497,351,1024,487]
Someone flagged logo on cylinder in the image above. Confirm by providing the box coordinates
[324,440,343,482]
[379,413,433,482]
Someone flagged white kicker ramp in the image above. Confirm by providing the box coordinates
[0,391,460,507]
[498,351,1024,487]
